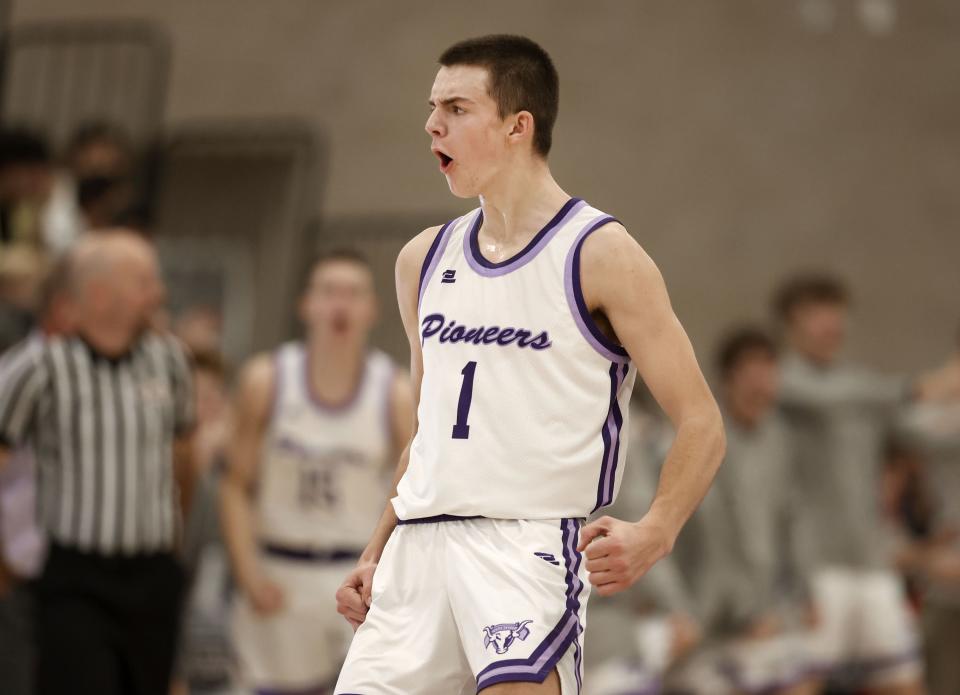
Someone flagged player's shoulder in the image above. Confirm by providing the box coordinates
[396,224,445,279]
[578,217,661,286]
[237,351,276,400]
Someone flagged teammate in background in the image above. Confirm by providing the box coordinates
[335,35,724,694]
[896,323,960,695]
[221,251,413,694]
[586,391,702,695]
[669,328,819,695]
[775,275,950,695]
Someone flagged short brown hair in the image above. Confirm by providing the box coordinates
[310,248,372,275]
[716,327,778,379]
[774,273,849,322]
[439,35,559,158]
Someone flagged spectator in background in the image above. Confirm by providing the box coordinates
[669,328,818,695]
[0,231,195,695]
[66,121,138,231]
[586,389,702,695]
[0,127,54,250]
[0,245,47,351]
[42,121,139,252]
[174,306,224,357]
[896,324,960,695]
[0,253,74,695]
[774,274,950,695]
[176,350,239,695]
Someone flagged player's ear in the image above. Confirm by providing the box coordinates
[507,111,535,148]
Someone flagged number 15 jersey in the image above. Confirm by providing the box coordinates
[393,198,637,521]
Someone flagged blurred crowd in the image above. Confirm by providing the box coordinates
[589,280,960,695]
[1,122,960,695]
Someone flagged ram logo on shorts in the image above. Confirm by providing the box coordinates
[482,620,533,654]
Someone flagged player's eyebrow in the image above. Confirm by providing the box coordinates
[428,96,474,108]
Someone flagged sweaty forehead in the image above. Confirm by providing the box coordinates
[430,64,492,102]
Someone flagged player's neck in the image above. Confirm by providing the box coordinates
[477,158,569,245]
[304,334,367,401]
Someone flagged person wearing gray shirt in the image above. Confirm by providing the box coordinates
[586,398,702,695]
[669,328,819,695]
[896,330,960,695]
[774,275,929,695]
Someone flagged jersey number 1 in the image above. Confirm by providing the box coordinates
[451,361,477,439]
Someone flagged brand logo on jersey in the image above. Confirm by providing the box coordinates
[483,620,533,654]
[534,552,560,566]
[421,313,552,350]
[441,269,456,284]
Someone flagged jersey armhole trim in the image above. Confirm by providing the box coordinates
[563,215,631,364]
[417,217,458,314]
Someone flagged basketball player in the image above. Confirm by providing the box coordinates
[669,328,819,695]
[775,275,950,695]
[334,35,725,694]
[220,251,413,693]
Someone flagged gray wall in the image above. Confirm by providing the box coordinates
[12,0,960,374]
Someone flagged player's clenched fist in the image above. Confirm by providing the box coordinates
[336,561,377,630]
[577,515,673,596]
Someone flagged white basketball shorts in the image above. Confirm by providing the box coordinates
[335,516,590,694]
[809,566,922,687]
[232,550,357,691]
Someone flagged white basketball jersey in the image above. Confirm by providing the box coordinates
[393,198,637,521]
[256,343,394,551]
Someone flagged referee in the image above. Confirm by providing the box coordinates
[0,231,195,695]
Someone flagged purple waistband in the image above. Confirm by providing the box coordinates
[260,542,361,563]
[396,514,483,525]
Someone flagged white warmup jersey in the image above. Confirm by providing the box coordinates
[393,198,637,521]
[256,343,394,551]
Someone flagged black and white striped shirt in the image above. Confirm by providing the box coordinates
[0,332,195,555]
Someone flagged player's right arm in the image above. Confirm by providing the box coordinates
[219,353,284,615]
[335,225,437,630]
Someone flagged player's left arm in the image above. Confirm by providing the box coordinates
[576,222,726,597]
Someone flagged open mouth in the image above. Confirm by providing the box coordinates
[434,149,454,172]
[331,315,350,334]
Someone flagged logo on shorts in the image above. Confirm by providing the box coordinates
[534,552,560,566]
[482,620,533,655]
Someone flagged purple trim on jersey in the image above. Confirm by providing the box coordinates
[563,518,587,693]
[260,541,361,563]
[417,219,458,314]
[474,518,584,691]
[465,198,585,277]
[563,215,631,364]
[395,513,482,525]
[303,348,369,415]
[593,363,628,512]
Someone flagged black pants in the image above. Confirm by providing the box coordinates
[35,543,185,695]
[0,583,35,695]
